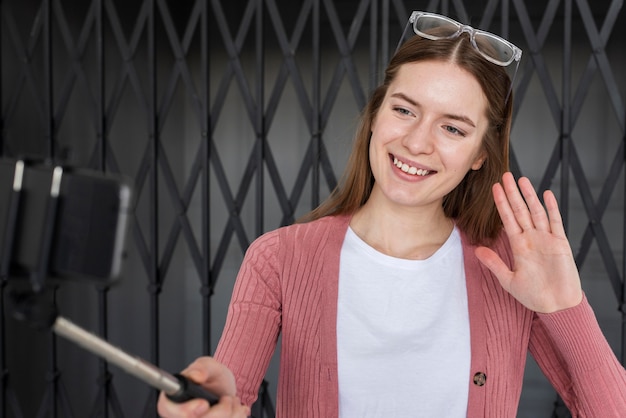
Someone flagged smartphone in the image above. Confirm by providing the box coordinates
[0,159,132,282]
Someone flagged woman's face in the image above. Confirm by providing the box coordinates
[368,60,489,212]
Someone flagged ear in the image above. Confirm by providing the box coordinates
[471,151,487,171]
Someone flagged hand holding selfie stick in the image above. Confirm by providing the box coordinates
[2,160,218,406]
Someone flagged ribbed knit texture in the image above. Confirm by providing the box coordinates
[214,215,626,417]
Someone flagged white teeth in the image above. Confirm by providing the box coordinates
[393,157,430,176]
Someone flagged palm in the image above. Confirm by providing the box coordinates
[474,173,582,313]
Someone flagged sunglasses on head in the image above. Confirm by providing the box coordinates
[396,11,522,102]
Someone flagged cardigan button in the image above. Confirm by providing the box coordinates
[473,372,487,386]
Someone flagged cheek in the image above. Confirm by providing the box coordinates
[368,131,385,155]
[368,137,389,178]
[369,137,381,166]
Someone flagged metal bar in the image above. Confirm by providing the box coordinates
[0,0,4,156]
[318,139,337,193]
[97,0,105,171]
[574,141,625,267]
[209,138,258,279]
[155,0,204,130]
[1,3,47,131]
[0,164,24,418]
[369,0,377,93]
[200,0,212,356]
[571,0,626,268]
[96,0,110,415]
[279,139,314,226]
[43,2,58,416]
[0,283,5,418]
[510,0,561,122]
[264,0,314,130]
[451,0,468,21]
[575,0,625,128]
[147,0,211,288]
[156,140,204,276]
[210,0,257,125]
[476,0,498,30]
[44,0,54,160]
[560,0,572,230]
[130,144,155,275]
[312,0,320,209]
[50,0,99,133]
[148,0,161,411]
[262,0,315,220]
[571,0,623,130]
[623,133,626,365]
[511,0,562,192]
[381,0,389,69]
[255,0,264,237]
[569,148,623,301]
[320,0,367,115]
[103,0,152,127]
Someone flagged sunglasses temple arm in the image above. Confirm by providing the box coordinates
[394,20,413,55]
[505,59,521,104]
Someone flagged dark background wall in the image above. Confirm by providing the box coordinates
[1,0,625,417]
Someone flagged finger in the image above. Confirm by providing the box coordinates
[517,177,550,232]
[543,190,567,238]
[157,391,209,417]
[205,396,250,417]
[182,357,237,398]
[492,179,522,235]
[500,172,534,231]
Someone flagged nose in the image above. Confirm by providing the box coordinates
[401,120,435,155]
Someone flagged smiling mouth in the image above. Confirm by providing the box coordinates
[392,156,432,176]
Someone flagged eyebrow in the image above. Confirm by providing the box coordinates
[390,92,477,128]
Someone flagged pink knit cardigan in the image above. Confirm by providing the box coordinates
[214,215,626,417]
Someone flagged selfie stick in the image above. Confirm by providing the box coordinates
[2,160,218,406]
[51,315,219,405]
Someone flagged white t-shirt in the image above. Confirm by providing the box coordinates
[337,226,470,417]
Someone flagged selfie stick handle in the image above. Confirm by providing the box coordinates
[52,316,219,405]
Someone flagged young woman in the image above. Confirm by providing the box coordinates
[158,11,626,417]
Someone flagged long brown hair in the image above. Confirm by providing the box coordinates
[299,34,513,246]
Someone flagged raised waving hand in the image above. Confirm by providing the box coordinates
[474,172,583,313]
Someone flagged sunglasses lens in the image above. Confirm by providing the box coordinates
[414,15,460,39]
[474,32,516,65]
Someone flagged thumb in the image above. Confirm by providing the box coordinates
[474,246,513,291]
[182,367,208,384]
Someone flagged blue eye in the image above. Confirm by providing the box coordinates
[445,125,466,136]
[394,107,412,116]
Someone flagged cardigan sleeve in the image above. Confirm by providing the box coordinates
[528,295,626,416]
[213,230,283,407]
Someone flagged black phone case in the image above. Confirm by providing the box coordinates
[0,159,131,282]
